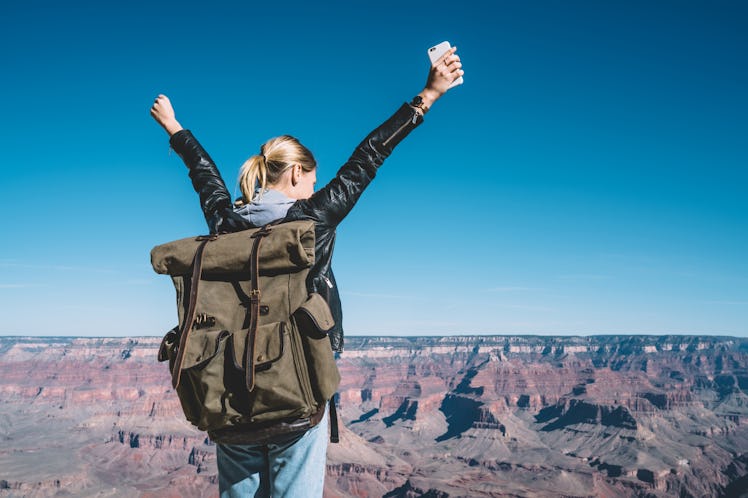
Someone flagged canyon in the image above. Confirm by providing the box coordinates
[0,335,746,497]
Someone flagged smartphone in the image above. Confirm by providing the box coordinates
[428,41,463,88]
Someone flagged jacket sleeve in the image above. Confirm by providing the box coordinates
[288,103,423,227]
[169,130,251,234]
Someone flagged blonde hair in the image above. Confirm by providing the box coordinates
[238,135,316,203]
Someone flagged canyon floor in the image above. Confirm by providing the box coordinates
[1,335,747,497]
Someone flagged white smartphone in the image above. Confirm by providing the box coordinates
[428,41,463,88]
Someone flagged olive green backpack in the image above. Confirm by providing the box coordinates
[151,220,340,444]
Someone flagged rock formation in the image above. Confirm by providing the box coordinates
[0,335,746,497]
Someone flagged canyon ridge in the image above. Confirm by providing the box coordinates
[0,335,746,497]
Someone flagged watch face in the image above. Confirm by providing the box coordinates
[413,96,423,105]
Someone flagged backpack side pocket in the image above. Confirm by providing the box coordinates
[293,293,341,403]
[158,326,179,374]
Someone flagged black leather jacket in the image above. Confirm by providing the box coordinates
[169,103,423,352]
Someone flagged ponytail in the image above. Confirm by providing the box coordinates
[238,154,268,203]
[238,135,316,203]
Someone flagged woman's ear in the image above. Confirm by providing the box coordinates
[291,164,301,186]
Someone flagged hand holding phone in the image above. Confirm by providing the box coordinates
[428,41,464,88]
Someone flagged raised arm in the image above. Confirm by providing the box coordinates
[289,47,464,227]
[151,95,249,233]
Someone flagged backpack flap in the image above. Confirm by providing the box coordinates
[179,328,232,370]
[293,293,335,338]
[254,322,285,371]
[150,220,315,276]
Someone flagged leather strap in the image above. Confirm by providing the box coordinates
[329,396,340,443]
[244,226,272,392]
[171,235,216,389]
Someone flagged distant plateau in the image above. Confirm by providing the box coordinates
[1,335,747,497]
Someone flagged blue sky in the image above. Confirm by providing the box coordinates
[1,1,746,337]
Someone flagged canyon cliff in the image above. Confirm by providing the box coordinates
[0,335,746,497]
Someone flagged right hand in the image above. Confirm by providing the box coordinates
[150,94,183,136]
[422,47,464,105]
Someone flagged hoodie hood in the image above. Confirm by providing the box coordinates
[233,189,296,226]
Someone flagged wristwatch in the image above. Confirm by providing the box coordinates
[409,95,429,114]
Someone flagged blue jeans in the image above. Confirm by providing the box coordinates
[216,407,329,498]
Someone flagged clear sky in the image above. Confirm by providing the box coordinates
[1,1,746,337]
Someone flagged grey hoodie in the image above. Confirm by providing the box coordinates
[233,189,295,226]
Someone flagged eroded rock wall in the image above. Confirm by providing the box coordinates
[1,335,746,497]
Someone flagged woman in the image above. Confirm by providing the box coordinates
[151,47,463,498]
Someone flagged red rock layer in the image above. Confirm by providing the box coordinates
[0,335,746,497]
